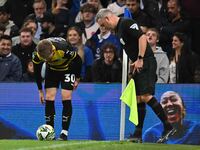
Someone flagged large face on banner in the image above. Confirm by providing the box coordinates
[160,91,185,124]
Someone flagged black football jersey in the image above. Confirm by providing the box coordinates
[115,18,154,61]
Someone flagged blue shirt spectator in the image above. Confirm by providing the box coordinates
[143,91,200,145]
[143,120,200,145]
[86,24,121,59]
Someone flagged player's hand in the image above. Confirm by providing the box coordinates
[39,90,45,104]
[131,59,143,74]
[73,78,80,90]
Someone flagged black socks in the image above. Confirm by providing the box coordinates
[45,100,55,128]
[62,100,72,131]
[133,102,146,137]
[136,102,146,129]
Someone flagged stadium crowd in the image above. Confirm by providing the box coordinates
[0,0,200,83]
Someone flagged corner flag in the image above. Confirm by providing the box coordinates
[120,79,138,125]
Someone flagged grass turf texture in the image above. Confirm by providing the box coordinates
[0,140,199,150]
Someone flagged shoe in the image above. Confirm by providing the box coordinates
[157,128,176,143]
[58,133,68,141]
[127,134,142,143]
[127,129,142,143]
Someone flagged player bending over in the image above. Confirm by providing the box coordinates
[32,37,82,140]
[96,9,176,143]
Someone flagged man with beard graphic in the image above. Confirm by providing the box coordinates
[143,91,200,145]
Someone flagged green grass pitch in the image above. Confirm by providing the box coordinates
[0,140,199,150]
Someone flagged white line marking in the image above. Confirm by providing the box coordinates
[16,141,99,150]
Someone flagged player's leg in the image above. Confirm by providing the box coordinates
[45,88,57,128]
[130,58,153,142]
[44,68,59,128]
[129,97,146,143]
[59,90,73,140]
[59,72,76,140]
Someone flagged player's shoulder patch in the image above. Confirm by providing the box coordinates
[129,23,139,30]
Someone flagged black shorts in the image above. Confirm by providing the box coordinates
[132,57,157,95]
[44,67,75,90]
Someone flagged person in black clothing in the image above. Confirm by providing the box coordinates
[0,6,19,37]
[169,32,199,83]
[12,27,37,73]
[158,0,190,57]
[22,59,35,82]
[124,0,152,33]
[40,12,66,39]
[32,37,82,140]
[91,42,122,82]
[96,8,175,143]
[3,0,34,29]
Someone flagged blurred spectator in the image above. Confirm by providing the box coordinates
[91,43,122,82]
[158,0,190,57]
[25,0,47,40]
[3,0,34,28]
[146,28,169,83]
[0,35,22,82]
[40,12,65,39]
[75,3,99,44]
[69,0,81,23]
[0,6,19,37]
[86,22,121,59]
[51,0,79,23]
[122,0,152,33]
[143,91,200,145]
[0,23,6,37]
[66,26,94,82]
[51,0,72,34]
[181,0,200,56]
[100,0,113,8]
[22,59,35,82]
[169,32,199,83]
[51,0,73,10]
[0,0,7,6]
[45,0,53,10]
[142,0,168,29]
[75,0,102,23]
[12,27,37,73]
[12,19,39,46]
[107,0,126,16]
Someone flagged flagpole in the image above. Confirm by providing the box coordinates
[120,50,128,140]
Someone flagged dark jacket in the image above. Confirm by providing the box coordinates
[12,42,36,73]
[92,58,122,83]
[0,53,22,82]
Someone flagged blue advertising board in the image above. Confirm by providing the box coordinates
[0,83,199,144]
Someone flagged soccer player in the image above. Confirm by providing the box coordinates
[95,9,175,143]
[32,37,82,140]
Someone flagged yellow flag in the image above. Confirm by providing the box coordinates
[120,79,138,125]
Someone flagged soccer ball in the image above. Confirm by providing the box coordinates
[36,124,55,140]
